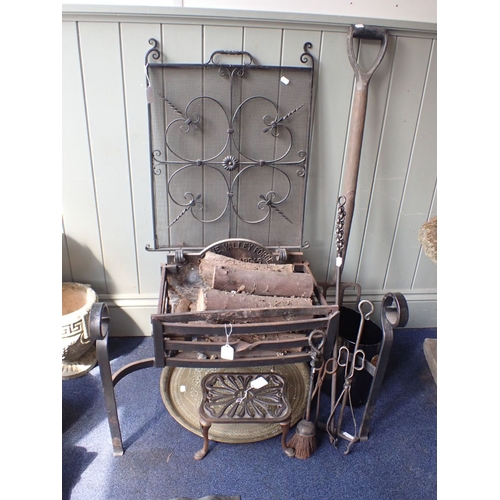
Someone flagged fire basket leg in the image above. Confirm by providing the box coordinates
[90,303,124,456]
[359,293,408,441]
[95,338,124,456]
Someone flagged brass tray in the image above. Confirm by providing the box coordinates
[160,363,309,443]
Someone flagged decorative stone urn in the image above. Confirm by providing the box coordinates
[62,282,98,380]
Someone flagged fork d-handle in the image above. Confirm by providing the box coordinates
[340,25,388,264]
[352,25,388,42]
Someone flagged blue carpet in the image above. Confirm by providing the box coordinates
[62,327,437,500]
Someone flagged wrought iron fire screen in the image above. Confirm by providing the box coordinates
[145,40,315,252]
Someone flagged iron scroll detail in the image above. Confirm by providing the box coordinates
[300,42,314,69]
[145,38,160,65]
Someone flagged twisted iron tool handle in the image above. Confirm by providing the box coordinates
[335,196,347,305]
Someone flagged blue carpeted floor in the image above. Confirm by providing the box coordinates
[62,327,437,500]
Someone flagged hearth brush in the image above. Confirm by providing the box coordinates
[287,329,325,459]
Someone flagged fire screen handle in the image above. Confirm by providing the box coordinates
[207,50,256,66]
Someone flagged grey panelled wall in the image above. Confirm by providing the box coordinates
[62,6,437,335]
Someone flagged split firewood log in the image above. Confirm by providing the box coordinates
[199,252,294,285]
[173,297,192,313]
[211,265,314,298]
[199,251,312,297]
[196,288,312,311]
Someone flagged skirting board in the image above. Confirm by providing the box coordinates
[99,294,158,338]
[100,290,437,337]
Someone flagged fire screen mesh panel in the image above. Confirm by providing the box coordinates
[145,41,315,251]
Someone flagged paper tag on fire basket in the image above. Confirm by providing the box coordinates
[221,344,234,360]
[250,377,268,389]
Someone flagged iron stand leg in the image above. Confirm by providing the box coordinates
[194,420,211,460]
[90,303,124,456]
[359,293,408,441]
[280,419,295,457]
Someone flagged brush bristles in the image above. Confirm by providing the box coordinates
[286,420,317,459]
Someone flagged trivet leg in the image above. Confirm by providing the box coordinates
[280,420,295,457]
[194,422,211,460]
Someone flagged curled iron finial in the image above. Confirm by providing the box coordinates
[145,38,160,65]
[300,42,313,65]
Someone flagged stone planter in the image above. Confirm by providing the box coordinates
[62,282,98,380]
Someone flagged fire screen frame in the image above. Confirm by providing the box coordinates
[144,39,315,253]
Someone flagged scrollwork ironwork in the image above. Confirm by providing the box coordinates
[258,192,293,224]
[152,150,163,175]
[167,193,203,228]
[262,104,304,135]
[167,164,230,224]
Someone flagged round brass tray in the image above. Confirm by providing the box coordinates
[160,363,309,443]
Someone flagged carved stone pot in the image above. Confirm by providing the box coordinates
[62,282,98,380]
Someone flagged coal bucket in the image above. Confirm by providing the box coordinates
[321,306,383,407]
[335,306,383,407]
